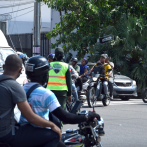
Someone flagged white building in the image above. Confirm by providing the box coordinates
[0,1,84,58]
[0,0,51,34]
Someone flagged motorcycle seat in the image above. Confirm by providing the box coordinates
[0,142,11,147]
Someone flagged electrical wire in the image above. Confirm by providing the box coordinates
[0,1,34,8]
[0,5,35,15]
[6,4,44,21]
[7,0,16,51]
[14,0,23,52]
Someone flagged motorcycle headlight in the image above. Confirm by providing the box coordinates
[133,80,136,86]
[93,77,97,82]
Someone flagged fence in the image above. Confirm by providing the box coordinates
[6,33,51,57]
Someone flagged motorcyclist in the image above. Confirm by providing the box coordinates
[71,57,80,74]
[47,53,55,63]
[89,54,112,97]
[70,65,79,102]
[105,54,114,100]
[71,58,83,92]
[0,54,61,147]
[47,47,72,109]
[79,58,89,83]
[17,52,28,65]
[19,55,101,147]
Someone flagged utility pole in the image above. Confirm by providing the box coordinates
[33,1,41,56]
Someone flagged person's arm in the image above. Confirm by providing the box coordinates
[108,62,114,69]
[52,107,101,124]
[17,101,62,140]
[66,67,72,96]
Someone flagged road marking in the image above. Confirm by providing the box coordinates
[83,99,143,106]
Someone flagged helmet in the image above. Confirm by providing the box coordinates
[18,53,28,60]
[71,57,78,63]
[47,54,55,60]
[104,54,108,58]
[25,56,49,86]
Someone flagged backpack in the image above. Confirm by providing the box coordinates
[93,63,105,75]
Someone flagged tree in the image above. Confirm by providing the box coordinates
[92,14,147,89]
[39,0,147,58]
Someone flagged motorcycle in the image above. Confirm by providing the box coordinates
[87,69,112,107]
[76,77,95,103]
[62,107,105,147]
[12,101,104,147]
[142,88,147,103]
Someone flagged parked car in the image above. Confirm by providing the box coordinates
[113,72,137,100]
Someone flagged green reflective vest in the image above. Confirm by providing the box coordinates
[47,61,68,91]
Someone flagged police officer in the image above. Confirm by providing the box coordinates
[47,47,72,109]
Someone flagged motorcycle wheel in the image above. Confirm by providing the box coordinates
[102,97,110,106]
[142,89,147,103]
[87,87,95,108]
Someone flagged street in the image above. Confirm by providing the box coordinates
[63,99,147,147]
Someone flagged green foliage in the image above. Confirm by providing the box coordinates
[39,0,147,58]
[93,14,147,89]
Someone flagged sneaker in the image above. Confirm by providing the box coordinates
[110,95,113,100]
[98,128,105,136]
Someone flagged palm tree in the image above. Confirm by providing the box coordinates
[93,14,147,89]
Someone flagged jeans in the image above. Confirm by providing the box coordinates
[108,81,113,97]
[72,83,79,101]
[0,124,59,147]
[103,81,108,95]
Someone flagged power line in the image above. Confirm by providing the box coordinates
[0,5,35,15]
[0,1,34,8]
[6,4,44,21]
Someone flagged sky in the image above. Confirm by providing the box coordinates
[0,0,51,34]
[0,0,51,22]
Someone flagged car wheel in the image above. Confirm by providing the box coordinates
[120,96,130,101]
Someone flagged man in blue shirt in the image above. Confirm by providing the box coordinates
[20,56,101,147]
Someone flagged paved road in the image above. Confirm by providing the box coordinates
[63,99,147,147]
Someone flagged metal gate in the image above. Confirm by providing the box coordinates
[6,33,51,57]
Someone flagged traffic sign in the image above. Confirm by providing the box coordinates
[99,35,113,43]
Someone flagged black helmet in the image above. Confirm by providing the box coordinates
[47,54,55,60]
[25,56,49,86]
[71,57,78,63]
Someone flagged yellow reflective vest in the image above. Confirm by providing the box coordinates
[47,61,68,91]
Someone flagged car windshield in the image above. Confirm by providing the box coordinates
[0,48,16,72]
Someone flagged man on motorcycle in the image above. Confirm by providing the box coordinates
[105,54,114,100]
[47,53,55,63]
[70,65,79,101]
[89,54,112,97]
[0,54,61,147]
[20,55,101,147]
[71,57,80,74]
[71,58,83,92]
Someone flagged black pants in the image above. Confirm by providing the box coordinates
[108,81,113,97]
[75,78,83,91]
[0,124,59,147]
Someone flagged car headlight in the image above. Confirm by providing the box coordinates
[133,80,136,86]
